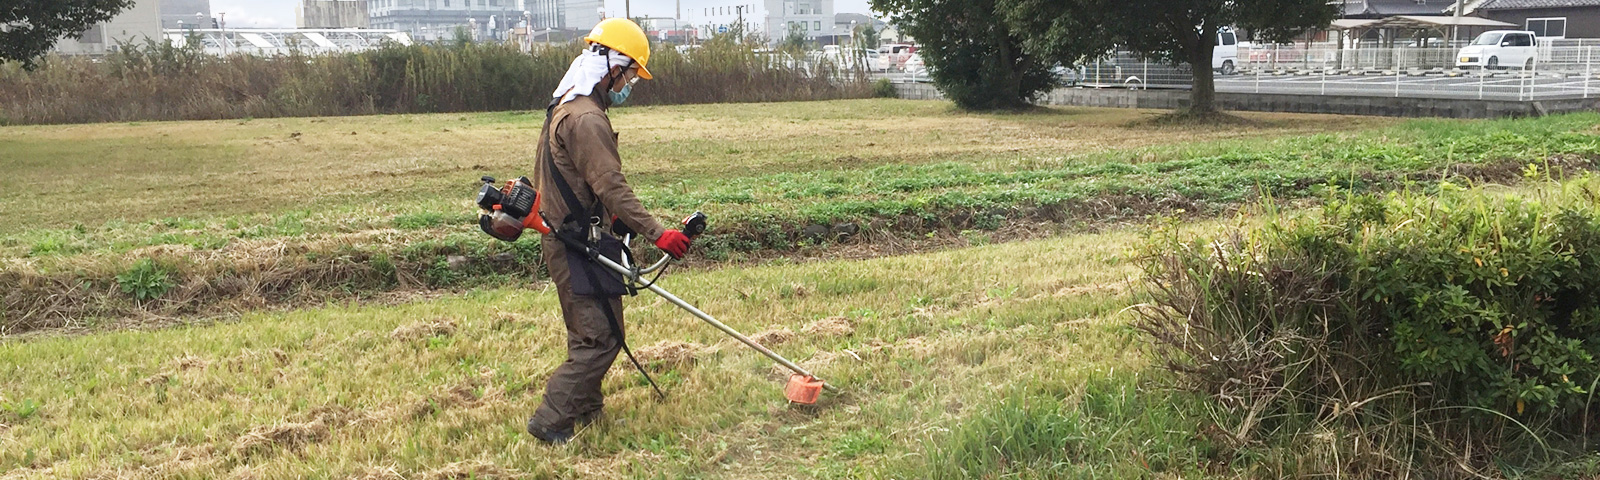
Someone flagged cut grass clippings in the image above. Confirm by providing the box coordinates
[0,231,1152,479]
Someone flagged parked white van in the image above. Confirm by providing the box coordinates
[1215,29,1239,74]
[1456,30,1539,70]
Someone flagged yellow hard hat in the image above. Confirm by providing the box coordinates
[584,18,653,80]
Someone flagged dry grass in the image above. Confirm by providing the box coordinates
[232,418,331,457]
[634,340,704,370]
[390,318,459,341]
[748,328,796,346]
[0,229,1148,478]
[801,316,855,337]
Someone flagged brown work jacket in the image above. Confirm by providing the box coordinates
[535,94,665,242]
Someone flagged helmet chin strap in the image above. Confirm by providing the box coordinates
[603,62,633,93]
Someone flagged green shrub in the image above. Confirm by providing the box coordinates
[1140,177,1600,473]
[873,78,898,98]
[116,258,175,301]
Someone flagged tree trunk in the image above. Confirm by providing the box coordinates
[1190,33,1217,114]
[994,22,1025,109]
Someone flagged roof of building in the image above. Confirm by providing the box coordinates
[1475,0,1600,10]
[1340,0,1454,17]
[1369,14,1516,27]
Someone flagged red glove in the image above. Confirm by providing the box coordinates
[656,229,691,259]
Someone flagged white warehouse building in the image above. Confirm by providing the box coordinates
[682,0,834,44]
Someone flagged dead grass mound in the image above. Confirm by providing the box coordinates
[391,318,458,341]
[802,316,854,337]
[634,341,703,370]
[232,417,330,456]
[170,355,210,371]
[750,328,796,346]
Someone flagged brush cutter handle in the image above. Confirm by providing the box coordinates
[628,212,710,274]
[682,212,708,238]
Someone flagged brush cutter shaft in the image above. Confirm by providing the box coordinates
[590,253,837,392]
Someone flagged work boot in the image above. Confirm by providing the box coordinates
[526,418,574,444]
[575,409,604,427]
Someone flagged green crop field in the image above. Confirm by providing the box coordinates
[5,99,1600,478]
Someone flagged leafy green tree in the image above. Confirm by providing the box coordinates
[855,24,880,50]
[1001,0,1334,114]
[781,22,807,51]
[2,0,133,69]
[871,0,1061,110]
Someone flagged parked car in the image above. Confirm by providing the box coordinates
[817,44,877,69]
[1456,30,1539,70]
[878,43,916,71]
[1214,29,1239,74]
[903,53,927,79]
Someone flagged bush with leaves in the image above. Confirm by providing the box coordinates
[1141,175,1600,473]
[872,0,1056,110]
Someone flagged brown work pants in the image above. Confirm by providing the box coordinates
[528,236,625,432]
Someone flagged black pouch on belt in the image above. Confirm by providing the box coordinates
[566,232,632,298]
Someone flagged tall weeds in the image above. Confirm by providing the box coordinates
[1139,177,1600,477]
[0,38,870,125]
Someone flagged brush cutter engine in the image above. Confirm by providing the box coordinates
[475,176,550,242]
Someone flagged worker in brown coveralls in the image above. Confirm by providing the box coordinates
[526,18,692,444]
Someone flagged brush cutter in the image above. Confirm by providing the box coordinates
[473,179,835,404]
[587,213,839,405]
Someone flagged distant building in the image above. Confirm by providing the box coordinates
[517,0,600,35]
[683,0,835,44]
[815,12,885,46]
[1470,0,1600,38]
[300,0,372,28]
[878,24,907,44]
[369,0,577,42]
[161,0,212,29]
[55,0,163,55]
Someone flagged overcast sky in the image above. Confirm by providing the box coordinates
[211,0,878,28]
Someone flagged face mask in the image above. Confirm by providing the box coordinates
[608,67,639,106]
[610,82,632,105]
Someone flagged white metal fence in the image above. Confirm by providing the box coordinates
[1238,45,1600,73]
[858,44,1600,101]
[1229,45,1600,100]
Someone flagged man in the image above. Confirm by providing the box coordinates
[526,18,693,444]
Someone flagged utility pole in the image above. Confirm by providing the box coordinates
[626,0,631,19]
[219,12,227,55]
[735,4,745,43]
[1451,0,1465,45]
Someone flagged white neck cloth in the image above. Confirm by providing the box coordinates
[552,46,634,105]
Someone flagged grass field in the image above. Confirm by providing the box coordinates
[1,230,1174,479]
[0,100,1385,239]
[5,99,1600,478]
